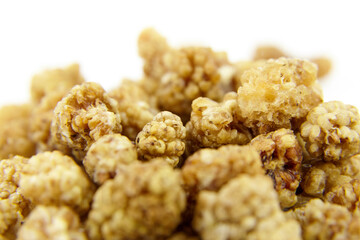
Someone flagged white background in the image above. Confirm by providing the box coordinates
[0,0,359,109]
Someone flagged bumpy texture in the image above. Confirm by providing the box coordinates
[300,101,360,161]
[290,199,360,240]
[182,145,263,195]
[185,94,252,153]
[301,154,360,210]
[0,156,31,238]
[193,175,301,240]
[83,134,138,185]
[236,58,323,135]
[86,160,186,240]
[0,156,30,211]
[19,151,95,215]
[136,111,186,167]
[250,128,303,208]
[109,80,158,140]
[30,64,85,152]
[0,199,21,239]
[17,205,87,240]
[138,28,232,119]
[0,104,35,158]
[181,145,264,225]
[50,82,122,160]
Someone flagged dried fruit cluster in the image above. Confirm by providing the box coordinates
[1,29,359,240]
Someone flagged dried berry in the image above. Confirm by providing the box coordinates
[236,58,323,135]
[86,160,186,240]
[0,156,30,210]
[301,154,360,210]
[0,156,31,238]
[0,199,21,239]
[138,28,232,120]
[19,151,95,215]
[250,128,303,208]
[50,82,122,160]
[185,94,252,153]
[290,199,360,240]
[29,64,85,152]
[193,175,301,240]
[300,101,360,161]
[136,111,186,167]
[0,104,35,158]
[17,205,87,240]
[182,145,263,195]
[109,80,158,140]
[181,145,264,225]
[83,134,138,185]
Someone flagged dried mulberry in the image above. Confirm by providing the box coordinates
[290,199,359,240]
[250,128,303,208]
[83,134,138,185]
[193,175,301,240]
[301,154,360,210]
[19,151,95,215]
[29,64,85,152]
[109,79,158,140]
[0,156,31,238]
[300,101,360,161]
[86,160,186,240]
[0,199,21,239]
[50,82,122,160]
[136,111,186,167]
[0,104,35,158]
[236,58,323,135]
[138,28,232,119]
[185,94,252,153]
[182,145,263,195]
[17,205,87,240]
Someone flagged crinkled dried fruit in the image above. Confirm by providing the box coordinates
[236,58,323,135]
[300,101,360,161]
[193,175,301,240]
[301,154,360,210]
[185,94,252,153]
[289,199,360,240]
[0,104,35,158]
[17,205,87,240]
[109,79,158,140]
[83,134,138,185]
[250,128,303,208]
[136,111,186,166]
[86,160,186,240]
[19,151,95,215]
[50,82,122,160]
